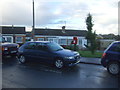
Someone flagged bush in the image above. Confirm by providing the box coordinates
[63,45,79,51]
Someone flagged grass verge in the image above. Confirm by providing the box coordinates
[78,50,103,58]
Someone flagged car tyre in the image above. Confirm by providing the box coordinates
[55,59,64,69]
[107,62,120,75]
[19,55,26,64]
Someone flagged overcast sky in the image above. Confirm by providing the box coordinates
[0,0,119,34]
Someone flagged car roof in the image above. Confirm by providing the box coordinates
[112,41,120,44]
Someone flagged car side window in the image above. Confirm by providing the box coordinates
[109,43,120,52]
[25,43,36,49]
[36,43,49,51]
[115,43,120,52]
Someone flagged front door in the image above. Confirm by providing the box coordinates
[35,43,53,63]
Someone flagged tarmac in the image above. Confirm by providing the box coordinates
[80,57,101,65]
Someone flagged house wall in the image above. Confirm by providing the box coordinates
[35,35,87,48]
[2,34,26,43]
[15,35,26,43]
[99,39,115,50]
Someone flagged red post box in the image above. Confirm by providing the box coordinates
[72,37,78,44]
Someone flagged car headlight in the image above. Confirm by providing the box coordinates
[65,56,74,59]
[76,53,80,56]
[3,47,8,50]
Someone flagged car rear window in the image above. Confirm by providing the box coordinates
[108,43,120,52]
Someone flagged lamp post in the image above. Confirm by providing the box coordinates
[32,0,35,41]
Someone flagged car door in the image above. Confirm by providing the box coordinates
[23,42,37,60]
[35,43,53,63]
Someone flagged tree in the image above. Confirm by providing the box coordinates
[85,13,97,54]
[115,35,120,40]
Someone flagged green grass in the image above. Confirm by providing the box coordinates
[78,50,103,58]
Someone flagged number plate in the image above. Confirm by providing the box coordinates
[11,51,17,53]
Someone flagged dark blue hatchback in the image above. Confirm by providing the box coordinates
[101,41,120,75]
[17,41,80,68]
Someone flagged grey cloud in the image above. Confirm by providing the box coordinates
[1,0,118,34]
[2,0,32,26]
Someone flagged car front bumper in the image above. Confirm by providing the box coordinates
[2,50,18,56]
[67,59,80,66]
[64,56,81,66]
[101,58,109,67]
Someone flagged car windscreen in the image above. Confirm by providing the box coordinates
[46,42,63,51]
[0,37,6,43]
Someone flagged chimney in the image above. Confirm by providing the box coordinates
[62,26,66,33]
[62,26,65,29]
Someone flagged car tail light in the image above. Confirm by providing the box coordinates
[102,53,106,58]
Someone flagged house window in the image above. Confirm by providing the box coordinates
[59,39,67,45]
[79,39,82,45]
[48,38,58,43]
[37,38,44,41]
[16,37,23,43]
[68,39,73,45]
[3,36,13,43]
[48,38,54,42]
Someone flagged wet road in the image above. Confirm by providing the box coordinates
[2,57,120,88]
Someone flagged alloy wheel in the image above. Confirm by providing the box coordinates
[19,55,26,64]
[108,62,120,75]
[55,60,63,69]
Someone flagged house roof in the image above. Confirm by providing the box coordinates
[1,26,26,34]
[34,29,87,37]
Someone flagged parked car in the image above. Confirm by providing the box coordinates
[17,41,81,68]
[0,36,19,57]
[101,41,120,75]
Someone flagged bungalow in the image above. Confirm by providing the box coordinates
[98,39,115,50]
[1,26,26,44]
[34,28,87,48]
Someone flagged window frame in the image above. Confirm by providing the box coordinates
[16,36,23,43]
[59,39,67,45]
[37,38,44,41]
[48,38,58,43]
[3,36,13,43]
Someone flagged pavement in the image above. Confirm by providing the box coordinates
[80,57,101,65]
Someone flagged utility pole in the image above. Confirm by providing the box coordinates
[32,0,35,41]
[12,25,15,43]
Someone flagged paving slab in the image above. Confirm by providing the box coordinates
[80,57,101,65]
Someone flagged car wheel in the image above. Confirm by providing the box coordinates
[19,55,26,64]
[55,59,64,69]
[107,62,120,75]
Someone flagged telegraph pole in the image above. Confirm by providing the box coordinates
[12,25,15,43]
[32,0,35,41]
